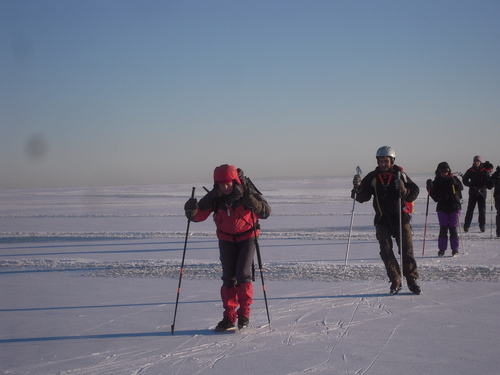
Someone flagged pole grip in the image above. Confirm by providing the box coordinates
[397,171,402,198]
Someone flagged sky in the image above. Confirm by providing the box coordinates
[1,0,499,189]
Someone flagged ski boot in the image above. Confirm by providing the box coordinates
[390,279,402,295]
[407,278,421,295]
[214,318,235,332]
[237,316,249,330]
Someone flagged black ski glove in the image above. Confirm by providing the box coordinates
[242,194,261,212]
[353,174,361,187]
[352,175,361,195]
[426,179,433,190]
[184,197,198,219]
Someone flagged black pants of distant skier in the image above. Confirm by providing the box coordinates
[464,192,486,230]
[376,222,419,283]
[496,197,500,237]
[218,238,256,323]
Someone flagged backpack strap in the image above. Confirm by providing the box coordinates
[372,177,384,217]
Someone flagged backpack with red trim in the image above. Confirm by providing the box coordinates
[374,166,414,214]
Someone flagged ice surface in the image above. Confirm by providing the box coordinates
[1,177,499,374]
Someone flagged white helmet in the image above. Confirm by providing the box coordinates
[376,146,396,160]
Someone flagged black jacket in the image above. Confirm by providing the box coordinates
[488,168,500,199]
[462,164,490,197]
[430,174,463,213]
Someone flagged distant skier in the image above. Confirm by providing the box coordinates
[352,146,421,295]
[487,165,500,237]
[462,156,490,232]
[184,164,271,331]
[427,162,463,257]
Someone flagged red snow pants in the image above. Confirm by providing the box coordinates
[220,283,253,322]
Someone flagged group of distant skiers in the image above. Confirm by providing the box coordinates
[182,148,500,332]
[426,155,499,255]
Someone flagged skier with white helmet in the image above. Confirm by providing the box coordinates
[352,146,421,295]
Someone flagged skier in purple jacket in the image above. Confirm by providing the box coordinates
[427,162,463,257]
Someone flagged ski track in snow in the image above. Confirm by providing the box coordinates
[359,318,405,375]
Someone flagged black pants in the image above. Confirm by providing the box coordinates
[219,237,256,288]
[464,192,486,229]
[496,197,500,236]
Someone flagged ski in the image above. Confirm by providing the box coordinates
[213,326,237,333]
[213,326,248,334]
[390,280,402,295]
[390,287,402,296]
[213,315,250,333]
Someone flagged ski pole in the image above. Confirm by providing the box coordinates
[250,208,272,331]
[422,191,430,257]
[452,185,466,255]
[456,211,466,255]
[171,187,196,335]
[344,166,362,276]
[397,171,404,281]
[491,193,494,239]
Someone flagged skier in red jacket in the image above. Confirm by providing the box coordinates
[184,164,271,331]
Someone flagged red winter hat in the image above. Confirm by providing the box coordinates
[213,164,241,184]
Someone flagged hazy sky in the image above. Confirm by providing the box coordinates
[1,0,499,189]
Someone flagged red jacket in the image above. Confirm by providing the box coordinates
[192,183,271,243]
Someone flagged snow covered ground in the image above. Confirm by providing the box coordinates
[1,176,499,375]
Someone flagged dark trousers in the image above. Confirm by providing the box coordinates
[496,197,500,236]
[464,192,486,229]
[219,237,256,288]
[376,222,419,282]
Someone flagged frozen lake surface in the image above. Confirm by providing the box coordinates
[1,177,499,374]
